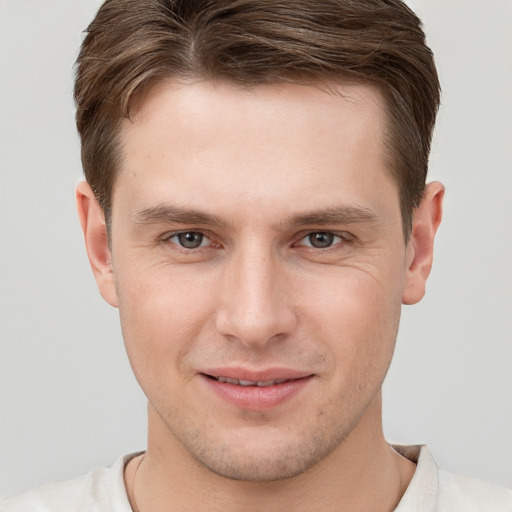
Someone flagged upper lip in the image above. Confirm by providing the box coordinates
[201,367,313,383]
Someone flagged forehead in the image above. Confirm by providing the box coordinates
[115,79,397,225]
[126,78,386,149]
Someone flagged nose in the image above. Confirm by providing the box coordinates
[215,244,297,347]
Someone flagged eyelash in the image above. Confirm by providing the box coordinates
[161,230,353,254]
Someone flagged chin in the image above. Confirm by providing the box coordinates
[196,447,321,482]
[180,424,348,482]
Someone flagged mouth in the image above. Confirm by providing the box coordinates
[206,375,293,387]
[200,369,314,410]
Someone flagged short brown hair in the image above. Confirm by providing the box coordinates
[74,0,440,236]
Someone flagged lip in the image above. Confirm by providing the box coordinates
[200,367,314,410]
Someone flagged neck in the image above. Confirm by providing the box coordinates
[125,395,415,512]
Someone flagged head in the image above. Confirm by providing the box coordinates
[75,0,443,482]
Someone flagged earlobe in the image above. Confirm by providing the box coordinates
[76,182,118,308]
[402,181,444,305]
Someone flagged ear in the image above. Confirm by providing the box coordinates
[76,182,118,307]
[402,181,444,305]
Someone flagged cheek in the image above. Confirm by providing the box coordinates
[299,263,404,385]
[114,260,216,383]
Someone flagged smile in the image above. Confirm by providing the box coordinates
[212,376,290,387]
[201,370,313,410]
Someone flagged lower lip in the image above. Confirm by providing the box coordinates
[201,375,312,410]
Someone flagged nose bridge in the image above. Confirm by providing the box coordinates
[216,239,295,346]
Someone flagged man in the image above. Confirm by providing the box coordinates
[2,0,510,510]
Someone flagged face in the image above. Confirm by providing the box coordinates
[82,79,430,481]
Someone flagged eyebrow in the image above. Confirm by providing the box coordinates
[287,205,379,227]
[131,204,229,229]
[132,202,379,231]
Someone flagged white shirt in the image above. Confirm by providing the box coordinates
[2,445,511,511]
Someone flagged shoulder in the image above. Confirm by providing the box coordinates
[0,453,138,512]
[437,469,512,511]
[393,444,512,512]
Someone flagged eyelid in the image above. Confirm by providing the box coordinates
[161,228,208,238]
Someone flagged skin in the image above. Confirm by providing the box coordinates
[77,79,443,511]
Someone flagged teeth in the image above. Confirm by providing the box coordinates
[215,377,289,387]
[217,377,239,385]
[257,379,288,387]
[257,380,275,387]
[238,380,256,386]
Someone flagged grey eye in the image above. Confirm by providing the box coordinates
[299,232,344,249]
[308,232,334,248]
[175,232,205,249]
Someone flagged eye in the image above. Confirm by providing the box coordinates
[297,232,344,249]
[167,231,210,249]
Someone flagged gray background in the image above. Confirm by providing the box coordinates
[1,0,511,499]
